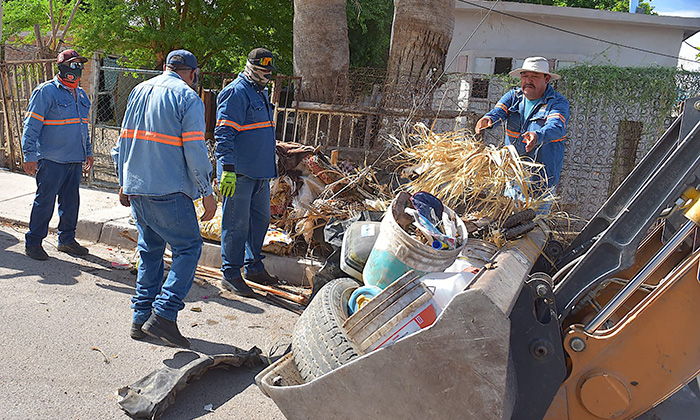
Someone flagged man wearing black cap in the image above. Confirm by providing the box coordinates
[21,49,94,260]
[214,47,279,296]
[112,49,216,348]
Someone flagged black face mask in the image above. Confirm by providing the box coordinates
[58,63,83,82]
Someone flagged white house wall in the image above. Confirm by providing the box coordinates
[439,1,700,221]
[448,0,700,72]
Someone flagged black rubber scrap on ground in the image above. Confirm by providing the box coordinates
[117,347,262,419]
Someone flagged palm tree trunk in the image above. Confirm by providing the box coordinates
[293,0,350,104]
[383,0,455,110]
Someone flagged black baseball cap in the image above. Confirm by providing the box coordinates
[248,48,276,71]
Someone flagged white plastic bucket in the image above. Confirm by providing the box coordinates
[362,199,468,289]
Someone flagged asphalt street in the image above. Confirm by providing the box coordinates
[0,221,297,420]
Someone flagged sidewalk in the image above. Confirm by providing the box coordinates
[0,168,318,285]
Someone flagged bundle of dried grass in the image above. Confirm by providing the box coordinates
[393,123,554,229]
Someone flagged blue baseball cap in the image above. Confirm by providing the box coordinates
[166,49,198,69]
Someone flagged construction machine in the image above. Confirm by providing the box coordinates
[256,97,700,419]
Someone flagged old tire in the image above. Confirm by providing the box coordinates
[292,277,363,381]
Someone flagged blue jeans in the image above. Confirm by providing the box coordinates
[129,193,202,323]
[26,160,83,247]
[220,174,271,279]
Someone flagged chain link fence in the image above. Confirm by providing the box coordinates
[2,53,700,223]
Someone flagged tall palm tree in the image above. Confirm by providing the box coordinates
[293,0,350,103]
[383,0,455,110]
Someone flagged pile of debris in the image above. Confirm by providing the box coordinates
[393,123,554,245]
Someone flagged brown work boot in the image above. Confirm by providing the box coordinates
[243,270,279,286]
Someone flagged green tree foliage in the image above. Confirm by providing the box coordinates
[504,0,654,13]
[74,0,293,73]
[2,0,77,47]
[2,0,293,73]
[346,0,393,68]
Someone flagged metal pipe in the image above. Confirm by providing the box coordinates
[585,220,696,333]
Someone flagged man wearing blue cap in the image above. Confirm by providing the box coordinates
[112,49,217,348]
[215,47,279,297]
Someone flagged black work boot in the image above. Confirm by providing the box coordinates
[130,322,147,340]
[142,313,191,348]
[57,241,89,256]
[222,277,256,297]
[25,245,49,261]
[243,270,279,286]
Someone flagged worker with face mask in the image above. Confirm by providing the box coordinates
[214,47,279,297]
[21,49,94,260]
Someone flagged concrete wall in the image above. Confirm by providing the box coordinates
[447,0,700,73]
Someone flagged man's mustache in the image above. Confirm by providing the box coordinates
[523,83,535,89]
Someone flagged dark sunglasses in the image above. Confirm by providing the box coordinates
[66,62,84,69]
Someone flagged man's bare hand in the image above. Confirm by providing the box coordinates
[522,132,537,152]
[474,117,492,135]
[23,161,38,175]
[200,194,217,222]
[84,156,94,173]
[118,187,131,207]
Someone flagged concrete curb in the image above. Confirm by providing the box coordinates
[0,170,320,286]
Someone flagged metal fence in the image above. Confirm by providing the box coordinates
[4,55,700,222]
[0,59,56,170]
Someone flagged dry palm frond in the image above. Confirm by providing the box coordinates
[289,164,392,245]
[393,123,554,228]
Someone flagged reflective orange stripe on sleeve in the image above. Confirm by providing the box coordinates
[26,111,44,122]
[547,113,566,124]
[550,136,566,143]
[182,131,205,142]
[496,103,509,114]
[120,129,184,146]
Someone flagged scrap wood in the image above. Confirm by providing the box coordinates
[264,294,305,315]
[120,230,308,305]
[194,264,309,306]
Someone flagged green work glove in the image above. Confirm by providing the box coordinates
[220,171,237,197]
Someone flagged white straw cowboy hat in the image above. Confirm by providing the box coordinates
[509,57,561,81]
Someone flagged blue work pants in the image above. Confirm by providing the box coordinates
[129,193,202,324]
[26,159,83,247]
[220,175,271,280]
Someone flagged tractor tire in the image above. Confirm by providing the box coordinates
[292,277,363,382]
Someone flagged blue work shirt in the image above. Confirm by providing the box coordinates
[484,84,570,188]
[111,71,213,199]
[22,76,92,163]
[214,73,277,180]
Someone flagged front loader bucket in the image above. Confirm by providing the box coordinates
[256,226,563,420]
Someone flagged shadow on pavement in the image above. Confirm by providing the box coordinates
[164,366,263,420]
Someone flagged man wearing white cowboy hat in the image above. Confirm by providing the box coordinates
[475,57,570,209]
